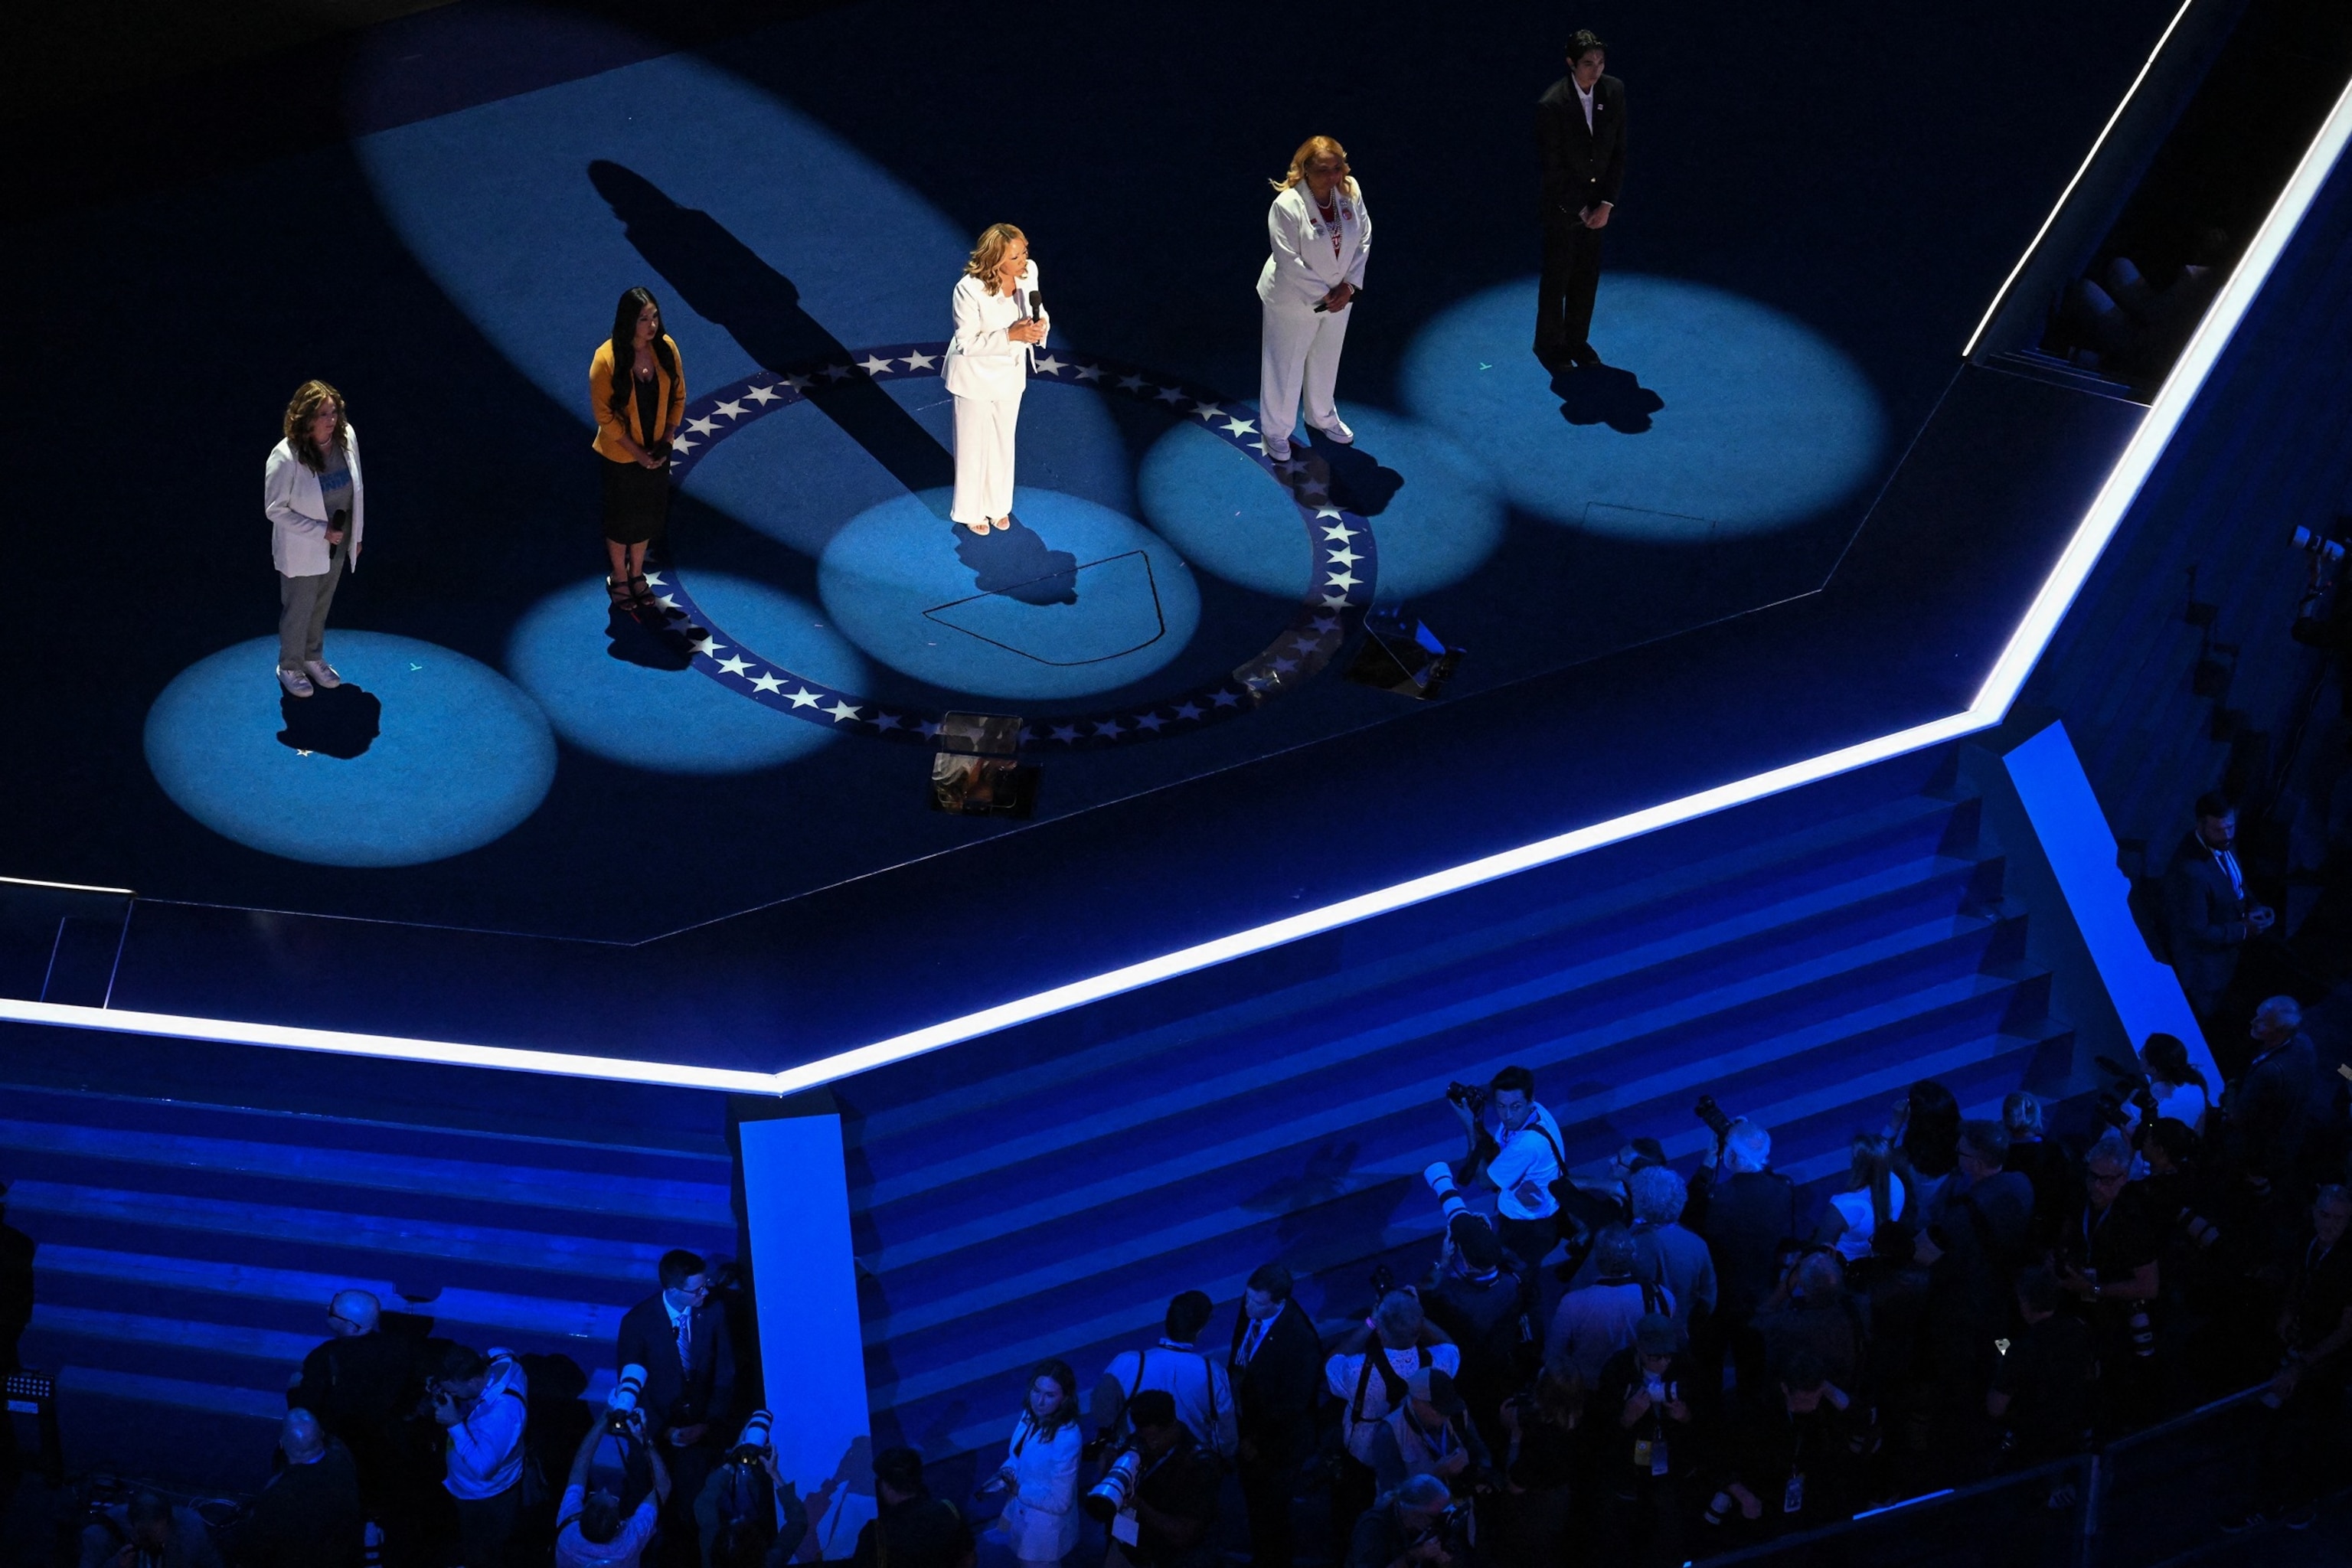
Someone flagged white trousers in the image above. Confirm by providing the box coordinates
[951,392,1022,524]
[1258,292,1352,443]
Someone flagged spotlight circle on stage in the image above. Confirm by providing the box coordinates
[1402,273,1886,537]
[817,488,1201,701]
[505,573,863,774]
[144,632,556,867]
[654,345,1379,747]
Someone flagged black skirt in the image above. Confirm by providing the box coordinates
[600,453,671,545]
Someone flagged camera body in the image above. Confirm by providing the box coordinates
[726,1409,774,1466]
[1445,1081,1489,1116]
[1694,1096,1735,1143]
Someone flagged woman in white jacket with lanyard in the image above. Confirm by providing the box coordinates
[946,223,1050,537]
[1258,136,1370,462]
[263,380,365,697]
[978,1359,1083,1566]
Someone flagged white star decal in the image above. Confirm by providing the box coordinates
[916,720,941,738]
[687,416,719,436]
[1320,520,1354,537]
[750,671,786,694]
[785,374,813,391]
[1095,717,1124,737]
[1272,657,1298,673]
[1312,615,1341,632]
[642,570,666,586]
[656,594,681,610]
[715,400,746,419]
[671,434,697,453]
[872,711,903,731]
[1291,634,1321,652]
[1211,690,1240,707]
[717,655,753,676]
[901,349,938,371]
[1189,400,1223,421]
[1135,711,1167,731]
[786,688,822,709]
[1173,702,1203,720]
[1300,482,1329,501]
[824,700,864,722]
[1325,570,1362,590]
[745,384,780,404]
[1034,354,1066,375]
[1050,724,1081,742]
[1074,363,1103,381]
[823,363,854,381]
[1327,546,1362,567]
[858,355,893,377]
[1116,374,1148,392]
[1321,591,1352,608]
[1155,386,1186,404]
[1221,416,1257,436]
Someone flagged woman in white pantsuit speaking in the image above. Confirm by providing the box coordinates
[1258,136,1370,462]
[945,222,1050,537]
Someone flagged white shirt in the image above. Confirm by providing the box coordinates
[1828,1174,1906,1261]
[944,263,1049,401]
[1575,79,1596,131]
[1487,1105,1566,1220]
[1256,181,1371,306]
[1325,1342,1461,1461]
[264,423,367,577]
[2210,845,2246,903]
[2151,1080,2210,1134]
[995,1413,1083,1562]
[555,1483,657,1568]
[1100,1339,1236,1459]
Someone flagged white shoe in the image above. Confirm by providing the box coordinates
[1264,433,1292,462]
[303,659,342,689]
[1311,418,1354,445]
[277,667,314,698]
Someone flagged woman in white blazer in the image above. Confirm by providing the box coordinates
[945,222,1050,536]
[263,380,366,698]
[1258,136,1370,462]
[979,1359,1083,1566]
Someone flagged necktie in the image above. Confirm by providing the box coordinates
[676,1312,692,1370]
[1240,1321,1267,1366]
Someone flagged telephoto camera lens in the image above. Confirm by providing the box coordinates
[1081,1449,1144,1522]
[1693,1096,1733,1141]
[729,1409,774,1462]
[606,1364,647,1431]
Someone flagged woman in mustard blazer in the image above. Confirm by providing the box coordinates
[590,286,686,609]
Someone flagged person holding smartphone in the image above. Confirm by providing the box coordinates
[263,381,364,698]
[590,286,686,610]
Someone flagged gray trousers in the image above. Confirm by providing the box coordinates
[278,545,346,671]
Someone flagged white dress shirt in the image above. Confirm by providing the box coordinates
[1486,1105,1566,1221]
[1101,1339,1236,1459]
[1256,181,1371,307]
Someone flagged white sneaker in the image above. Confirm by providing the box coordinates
[1311,417,1354,445]
[303,660,342,689]
[1264,433,1292,462]
[277,667,314,698]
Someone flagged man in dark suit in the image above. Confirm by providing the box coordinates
[617,1249,736,1561]
[2161,792,2274,1070]
[1226,1263,1321,1568]
[1534,29,1628,369]
[1684,1119,1799,1403]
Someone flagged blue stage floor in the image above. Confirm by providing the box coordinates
[0,0,2203,1065]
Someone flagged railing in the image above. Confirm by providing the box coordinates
[1693,1386,2295,1567]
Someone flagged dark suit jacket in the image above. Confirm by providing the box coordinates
[1537,74,1628,218]
[2161,831,2248,1000]
[1227,1300,1321,1460]
[618,1295,736,1436]
[1692,1169,1801,1317]
[2230,1034,2319,1178]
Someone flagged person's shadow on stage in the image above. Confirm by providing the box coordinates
[953,519,1079,606]
[1551,363,1664,435]
[604,605,697,671]
[589,161,955,498]
[1312,443,1404,516]
[276,682,381,759]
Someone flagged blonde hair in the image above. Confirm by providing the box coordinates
[964,223,1030,296]
[1272,135,1355,198]
[283,380,348,474]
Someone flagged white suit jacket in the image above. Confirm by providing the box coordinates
[265,423,367,577]
[944,262,1050,400]
[994,1413,1082,1560]
[1256,180,1370,305]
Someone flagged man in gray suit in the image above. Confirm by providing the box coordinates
[2161,792,2273,1070]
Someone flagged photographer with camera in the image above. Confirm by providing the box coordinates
[696,1413,809,1568]
[555,1403,667,1568]
[852,1449,974,1568]
[429,1344,528,1568]
[1704,1349,1857,1544]
[1086,1390,1219,1568]
[1442,1068,1570,1277]
[1093,1292,1236,1462]
[1419,1174,1530,1442]
[1547,1227,1672,1389]
[1596,1314,1698,1568]
[1325,1291,1459,1557]
[1366,1367,1494,1498]
[1344,1474,1468,1568]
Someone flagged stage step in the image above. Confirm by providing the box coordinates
[834,766,2076,1459]
[0,1083,735,1490]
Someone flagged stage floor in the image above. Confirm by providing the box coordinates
[4,2,2181,1037]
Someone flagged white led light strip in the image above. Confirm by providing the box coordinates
[8,73,2349,1096]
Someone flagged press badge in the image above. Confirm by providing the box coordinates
[1783,1473,1805,1514]
[1112,1511,1141,1547]
[1650,1440,1670,1477]
[1632,1440,1651,1469]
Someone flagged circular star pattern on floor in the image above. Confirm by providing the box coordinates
[655,343,1378,748]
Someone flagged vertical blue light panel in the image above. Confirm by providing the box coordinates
[738,1109,876,1556]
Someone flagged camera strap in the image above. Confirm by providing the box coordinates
[1350,1346,1427,1426]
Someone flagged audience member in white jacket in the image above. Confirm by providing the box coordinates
[979,1361,1084,1566]
[434,1344,529,1568]
[263,380,366,698]
[945,223,1050,537]
[1257,136,1370,462]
